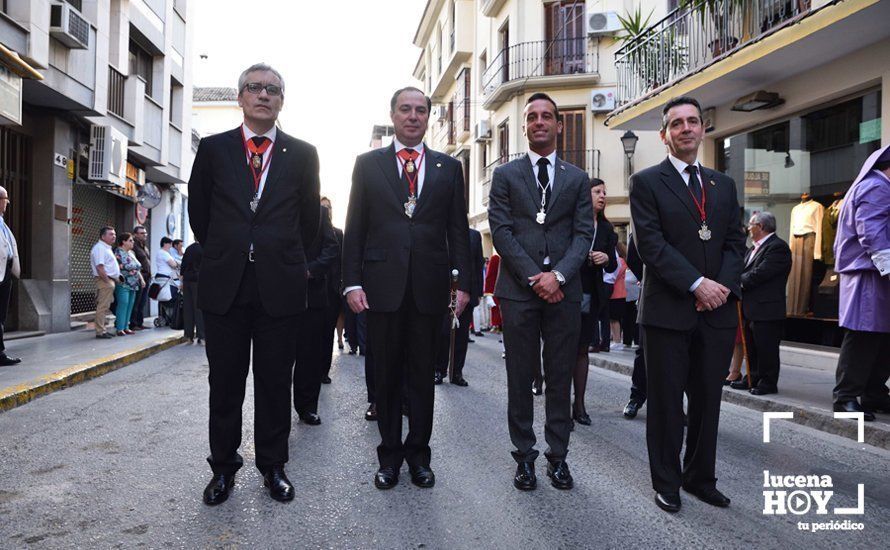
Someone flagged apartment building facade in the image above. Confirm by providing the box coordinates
[0,0,194,333]
[606,0,890,347]
[413,0,672,253]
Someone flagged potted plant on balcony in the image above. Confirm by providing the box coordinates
[618,7,686,91]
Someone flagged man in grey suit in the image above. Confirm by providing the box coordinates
[488,93,593,491]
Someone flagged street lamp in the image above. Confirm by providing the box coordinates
[620,131,639,185]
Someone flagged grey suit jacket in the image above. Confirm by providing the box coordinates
[488,154,594,302]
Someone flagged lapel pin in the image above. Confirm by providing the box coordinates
[709,180,715,186]
[436,162,442,167]
[282,148,287,152]
[560,165,566,171]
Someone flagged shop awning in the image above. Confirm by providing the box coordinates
[0,43,43,80]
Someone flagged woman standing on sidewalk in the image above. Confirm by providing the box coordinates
[113,233,144,337]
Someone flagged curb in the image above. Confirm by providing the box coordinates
[590,355,890,451]
[0,335,187,413]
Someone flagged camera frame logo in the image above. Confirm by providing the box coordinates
[761,412,867,532]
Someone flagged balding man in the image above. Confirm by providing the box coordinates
[0,186,21,366]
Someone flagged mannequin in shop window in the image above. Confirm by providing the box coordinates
[787,193,824,315]
[813,191,845,319]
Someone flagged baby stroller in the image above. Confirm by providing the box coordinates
[149,274,183,329]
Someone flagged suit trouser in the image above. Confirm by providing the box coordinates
[130,283,149,329]
[320,295,341,379]
[629,336,647,403]
[500,297,578,464]
[833,329,890,403]
[745,319,784,391]
[204,263,298,476]
[435,305,473,379]
[292,306,326,414]
[0,271,12,352]
[182,281,205,339]
[642,318,735,493]
[94,278,115,335]
[367,289,439,469]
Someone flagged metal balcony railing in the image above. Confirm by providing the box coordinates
[615,0,812,105]
[453,98,471,135]
[107,66,126,119]
[481,38,597,97]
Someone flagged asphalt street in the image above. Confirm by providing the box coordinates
[0,334,887,549]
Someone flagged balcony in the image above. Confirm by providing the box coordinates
[608,0,890,129]
[481,38,599,110]
[427,4,473,102]
[453,97,471,141]
[168,123,182,168]
[480,149,601,207]
[107,66,126,119]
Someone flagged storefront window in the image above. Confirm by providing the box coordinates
[718,90,882,346]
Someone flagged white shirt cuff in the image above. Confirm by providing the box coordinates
[343,285,362,296]
[689,276,704,292]
[872,249,890,277]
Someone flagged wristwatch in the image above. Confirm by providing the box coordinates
[552,270,566,286]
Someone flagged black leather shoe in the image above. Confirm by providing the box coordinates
[374,466,398,490]
[298,411,321,425]
[683,485,730,507]
[202,473,235,506]
[723,375,742,386]
[433,372,444,385]
[513,462,536,491]
[409,465,435,488]
[263,466,295,502]
[451,377,469,387]
[862,397,890,414]
[546,461,573,490]
[0,354,21,366]
[321,376,332,384]
[573,412,591,426]
[750,386,777,396]
[623,400,642,419]
[365,403,377,421]
[655,492,681,513]
[833,400,875,422]
[729,378,751,390]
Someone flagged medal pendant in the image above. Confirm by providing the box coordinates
[536,211,546,225]
[406,160,415,174]
[699,223,712,241]
[250,196,259,213]
[251,154,262,169]
[404,196,417,218]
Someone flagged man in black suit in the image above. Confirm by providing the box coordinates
[292,205,339,425]
[435,228,484,386]
[729,211,791,396]
[189,63,320,505]
[629,96,745,513]
[488,93,593,491]
[319,197,343,385]
[342,87,471,490]
[622,235,647,418]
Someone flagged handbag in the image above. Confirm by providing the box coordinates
[149,275,172,301]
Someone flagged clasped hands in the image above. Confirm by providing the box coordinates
[693,278,730,311]
[529,272,563,303]
[588,250,609,266]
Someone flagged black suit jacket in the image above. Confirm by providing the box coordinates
[469,228,484,303]
[580,217,618,309]
[305,206,339,310]
[741,234,792,322]
[188,127,321,317]
[342,144,470,315]
[629,158,745,330]
[328,226,344,299]
[626,235,643,280]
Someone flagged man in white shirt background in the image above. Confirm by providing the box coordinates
[90,226,120,339]
[156,237,181,291]
[0,186,22,365]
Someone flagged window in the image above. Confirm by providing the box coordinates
[545,1,586,75]
[557,109,586,171]
[450,1,456,53]
[64,0,83,11]
[128,41,154,98]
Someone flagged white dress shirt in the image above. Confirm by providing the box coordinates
[90,241,120,278]
[242,123,277,200]
[746,232,775,266]
[667,154,707,292]
[528,150,558,266]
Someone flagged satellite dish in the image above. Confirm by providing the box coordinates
[138,182,162,209]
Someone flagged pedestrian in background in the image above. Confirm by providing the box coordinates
[156,237,180,297]
[622,250,640,348]
[113,232,144,337]
[171,238,184,262]
[130,225,151,331]
[608,243,628,349]
[91,226,119,339]
[319,196,343,384]
[0,186,22,366]
[833,144,890,421]
[180,241,205,344]
[622,235,647,419]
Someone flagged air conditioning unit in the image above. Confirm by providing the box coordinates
[50,2,90,50]
[89,125,127,187]
[474,120,491,142]
[587,11,620,37]
[590,87,617,113]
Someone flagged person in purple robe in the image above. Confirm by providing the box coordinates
[832,144,890,421]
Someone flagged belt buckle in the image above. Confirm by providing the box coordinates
[248,250,256,263]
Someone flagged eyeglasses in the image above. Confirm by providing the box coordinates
[243,82,283,96]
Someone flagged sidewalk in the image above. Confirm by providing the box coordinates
[0,324,186,412]
[589,345,890,451]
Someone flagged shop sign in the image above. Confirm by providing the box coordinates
[54,153,68,168]
[859,118,881,144]
[745,171,770,196]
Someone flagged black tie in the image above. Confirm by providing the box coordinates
[686,164,703,203]
[536,157,551,208]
